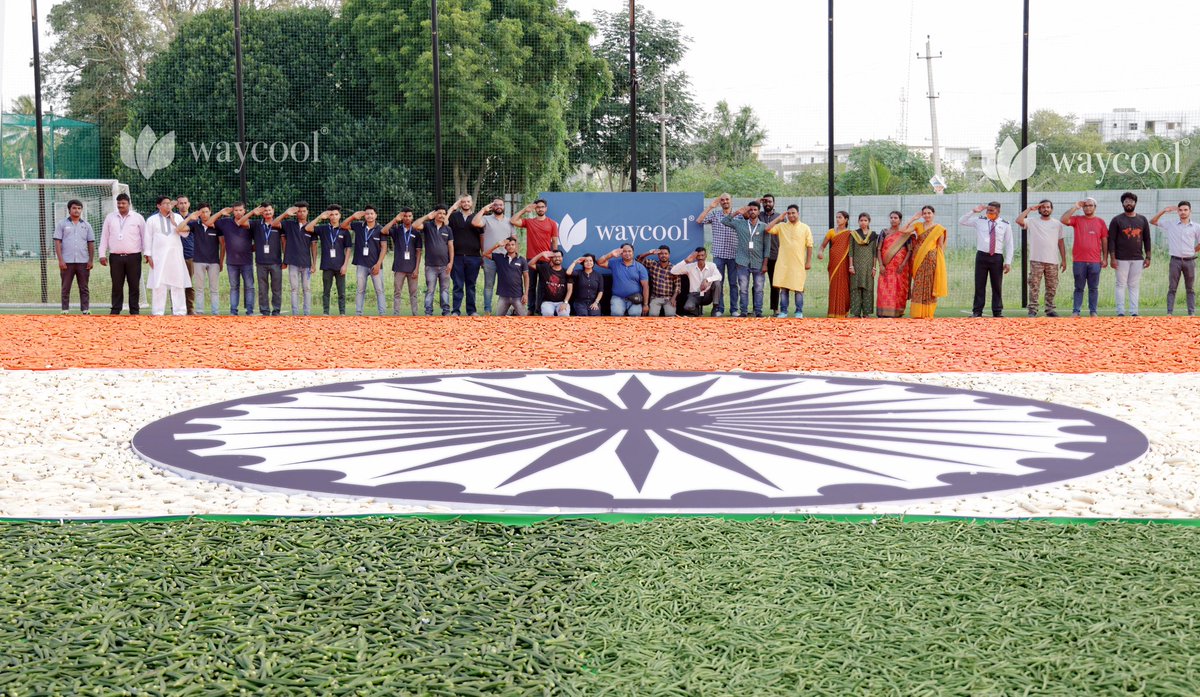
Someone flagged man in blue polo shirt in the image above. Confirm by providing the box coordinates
[383,207,422,316]
[483,236,529,316]
[341,206,388,316]
[177,202,224,315]
[210,202,254,315]
[598,243,649,316]
[237,202,282,316]
[274,201,317,316]
[414,205,455,316]
[306,205,351,315]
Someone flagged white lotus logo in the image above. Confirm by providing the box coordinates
[559,214,587,254]
[981,136,1037,190]
[120,125,176,179]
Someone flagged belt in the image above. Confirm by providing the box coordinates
[110,252,141,256]
[1171,256,1196,261]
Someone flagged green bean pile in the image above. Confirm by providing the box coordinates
[2,518,1199,695]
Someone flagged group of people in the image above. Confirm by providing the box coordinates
[53,191,1200,318]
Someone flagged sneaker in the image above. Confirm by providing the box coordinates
[81,310,90,315]
[731,312,743,318]
[1028,312,1038,318]
[775,312,787,318]
[60,310,69,315]
[1117,313,1125,317]
[1089,312,1099,317]
[795,312,804,319]
[971,313,983,318]
[712,311,723,318]
[1072,311,1080,317]
[1131,313,1139,317]
[1046,311,1059,317]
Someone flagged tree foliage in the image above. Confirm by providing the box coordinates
[690,101,766,168]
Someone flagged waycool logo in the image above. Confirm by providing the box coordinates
[981,136,1038,190]
[120,125,176,180]
[541,192,704,260]
[131,371,1149,512]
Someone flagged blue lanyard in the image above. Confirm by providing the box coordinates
[401,226,412,248]
[327,226,340,248]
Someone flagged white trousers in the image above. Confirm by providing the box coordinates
[1114,259,1144,315]
[152,285,187,316]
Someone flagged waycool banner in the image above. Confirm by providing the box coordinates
[539,192,706,264]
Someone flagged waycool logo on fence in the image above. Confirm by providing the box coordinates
[120,126,177,179]
[981,136,1038,190]
[540,192,705,260]
[119,125,325,179]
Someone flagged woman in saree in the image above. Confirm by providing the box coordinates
[903,205,948,319]
[875,210,913,318]
[817,210,852,317]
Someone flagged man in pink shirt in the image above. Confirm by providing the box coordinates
[1060,197,1109,317]
[98,192,148,315]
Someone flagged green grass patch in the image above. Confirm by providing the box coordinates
[2,517,1199,695]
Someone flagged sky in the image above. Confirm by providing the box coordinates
[3,0,1198,151]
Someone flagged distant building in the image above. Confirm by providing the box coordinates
[1082,108,1196,142]
[758,142,971,181]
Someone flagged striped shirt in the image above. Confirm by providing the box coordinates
[701,207,739,259]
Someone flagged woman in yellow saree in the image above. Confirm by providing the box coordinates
[903,205,948,319]
[817,211,852,317]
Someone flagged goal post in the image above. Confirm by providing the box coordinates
[0,179,129,306]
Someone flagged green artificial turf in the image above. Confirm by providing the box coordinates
[2,517,1199,695]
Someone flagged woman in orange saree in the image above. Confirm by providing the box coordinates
[817,210,851,317]
[875,211,913,318]
[904,205,948,319]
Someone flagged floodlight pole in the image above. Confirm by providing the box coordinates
[629,0,638,192]
[31,0,48,302]
[826,0,834,229]
[431,0,444,205]
[1020,0,1030,308]
[233,0,248,205]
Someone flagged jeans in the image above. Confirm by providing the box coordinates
[712,256,737,314]
[355,265,386,315]
[973,251,1004,316]
[572,300,601,316]
[288,265,313,316]
[1072,261,1101,315]
[60,263,90,311]
[107,253,142,314]
[227,263,255,315]
[452,255,483,315]
[648,296,677,317]
[1167,256,1197,315]
[322,269,347,315]
[192,262,221,315]
[683,281,721,316]
[779,289,805,317]
[610,295,643,316]
[1115,259,1145,315]
[735,265,766,316]
[495,296,528,316]
[393,271,420,316]
[481,256,497,314]
[256,263,282,315]
[540,301,570,316]
[425,265,451,316]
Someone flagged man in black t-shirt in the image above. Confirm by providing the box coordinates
[306,205,352,315]
[529,248,572,316]
[1108,192,1152,317]
[237,202,282,316]
[273,201,318,316]
[448,195,483,316]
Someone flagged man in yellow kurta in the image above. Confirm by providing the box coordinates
[764,204,814,318]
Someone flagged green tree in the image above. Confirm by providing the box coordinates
[668,160,784,197]
[343,0,609,201]
[836,140,933,195]
[690,101,766,168]
[577,5,696,192]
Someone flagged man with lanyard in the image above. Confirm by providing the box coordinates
[53,199,95,314]
[637,245,682,317]
[510,199,559,315]
[174,196,197,315]
[697,193,738,316]
[415,205,455,316]
[722,201,771,317]
[472,198,512,316]
[209,202,254,315]
[960,202,1013,317]
[341,206,388,316]
[273,201,317,316]
[98,192,147,315]
[177,202,224,315]
[1150,201,1200,316]
[237,202,282,316]
[382,207,422,316]
[482,236,530,316]
[448,195,483,316]
[306,205,352,315]
[759,194,781,314]
[144,195,191,316]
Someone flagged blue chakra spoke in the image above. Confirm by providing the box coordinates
[655,430,780,490]
[546,377,622,410]
[238,414,554,425]
[372,428,596,478]
[702,407,1004,419]
[498,430,621,488]
[670,382,797,412]
[647,377,720,410]
[679,427,903,481]
[231,422,553,440]
[689,393,938,416]
[614,428,658,491]
[710,421,1055,440]
[462,380,599,412]
[708,423,1034,455]
[278,399,562,417]
[616,377,652,410]
[279,424,576,464]
[380,389,577,415]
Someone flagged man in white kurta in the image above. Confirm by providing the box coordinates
[143,196,191,316]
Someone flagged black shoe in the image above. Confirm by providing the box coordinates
[1046,311,1059,317]
[971,313,983,318]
